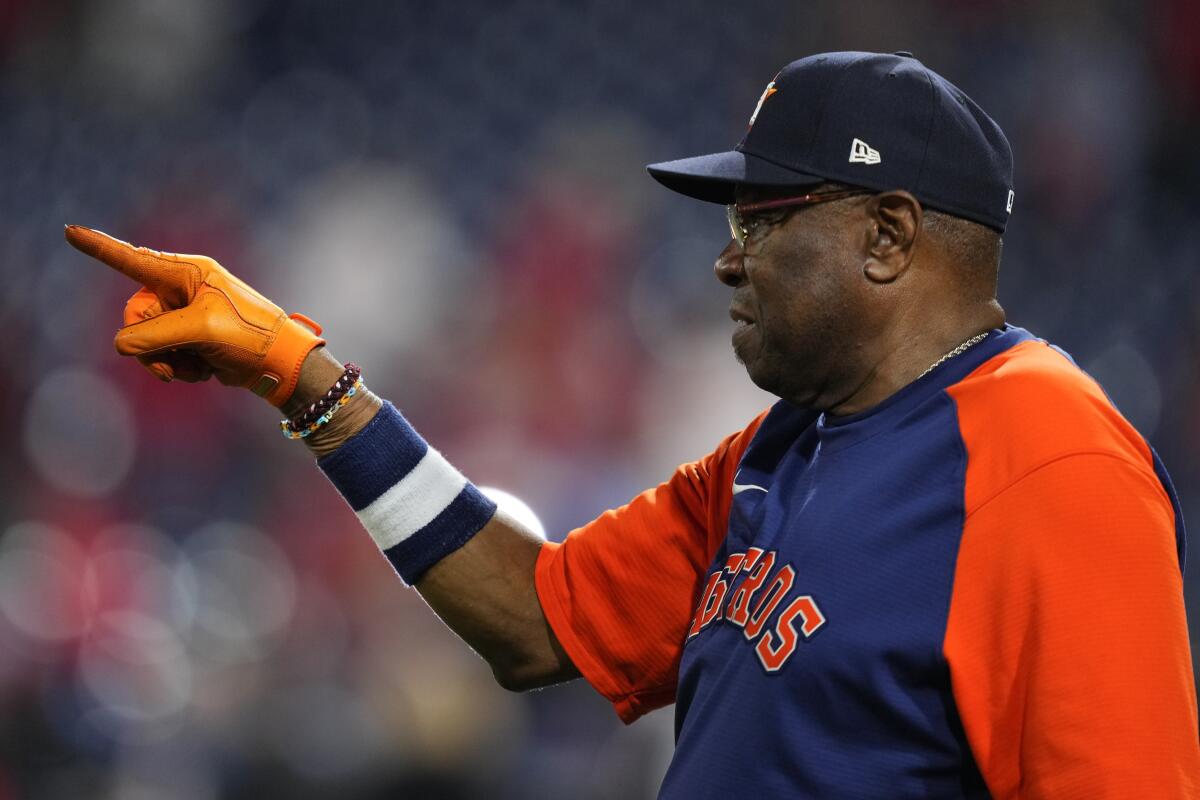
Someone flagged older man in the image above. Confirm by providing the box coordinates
[68,51,1198,798]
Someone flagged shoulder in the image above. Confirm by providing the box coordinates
[944,337,1158,514]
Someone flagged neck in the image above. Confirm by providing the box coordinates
[825,299,1005,416]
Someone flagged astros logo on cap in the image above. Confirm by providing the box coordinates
[748,78,778,128]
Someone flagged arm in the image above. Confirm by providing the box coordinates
[291,350,578,690]
[292,350,583,690]
[287,346,757,708]
[65,227,578,691]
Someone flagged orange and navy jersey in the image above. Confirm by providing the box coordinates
[534,325,1199,799]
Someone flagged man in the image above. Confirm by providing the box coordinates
[67,51,1198,798]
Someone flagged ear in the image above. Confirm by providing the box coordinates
[862,191,922,284]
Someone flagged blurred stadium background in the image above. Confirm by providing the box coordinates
[1,1,1197,797]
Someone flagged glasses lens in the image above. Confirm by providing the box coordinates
[726,205,744,246]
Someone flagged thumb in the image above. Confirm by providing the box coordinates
[113,295,215,357]
[124,286,162,326]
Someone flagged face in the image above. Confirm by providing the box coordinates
[716,186,876,409]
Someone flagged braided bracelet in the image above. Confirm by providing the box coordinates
[280,363,365,440]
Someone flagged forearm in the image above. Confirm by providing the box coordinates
[416,512,578,690]
[289,347,577,689]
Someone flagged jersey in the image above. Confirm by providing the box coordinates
[534,324,1199,799]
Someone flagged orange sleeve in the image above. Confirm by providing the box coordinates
[535,411,767,723]
[944,452,1200,798]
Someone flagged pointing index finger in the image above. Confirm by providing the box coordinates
[64,225,201,310]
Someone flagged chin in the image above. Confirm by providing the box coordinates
[739,356,781,397]
[735,335,788,397]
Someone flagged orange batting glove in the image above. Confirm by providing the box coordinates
[65,225,325,408]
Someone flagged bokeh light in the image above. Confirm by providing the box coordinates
[181,522,296,667]
[76,609,194,735]
[478,486,546,539]
[0,522,89,644]
[22,367,136,497]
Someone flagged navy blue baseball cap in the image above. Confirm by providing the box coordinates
[647,51,1015,232]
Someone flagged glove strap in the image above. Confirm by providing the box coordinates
[255,313,326,407]
[288,312,323,335]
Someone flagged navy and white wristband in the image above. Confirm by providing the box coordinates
[317,401,498,585]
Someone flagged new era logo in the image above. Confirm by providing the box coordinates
[849,138,881,165]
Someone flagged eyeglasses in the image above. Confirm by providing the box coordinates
[726,189,872,248]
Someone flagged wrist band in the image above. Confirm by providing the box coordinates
[317,402,497,585]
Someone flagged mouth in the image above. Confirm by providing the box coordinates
[729,307,756,327]
[730,307,757,350]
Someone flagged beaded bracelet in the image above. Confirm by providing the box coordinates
[280,362,365,440]
[280,378,365,439]
[287,362,361,430]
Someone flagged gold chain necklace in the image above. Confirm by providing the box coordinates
[916,331,990,381]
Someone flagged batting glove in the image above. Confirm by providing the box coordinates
[65,225,325,407]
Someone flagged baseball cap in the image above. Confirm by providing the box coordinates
[646,51,1015,232]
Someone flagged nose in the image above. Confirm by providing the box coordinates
[714,240,745,287]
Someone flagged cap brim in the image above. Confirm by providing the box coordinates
[646,150,824,204]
